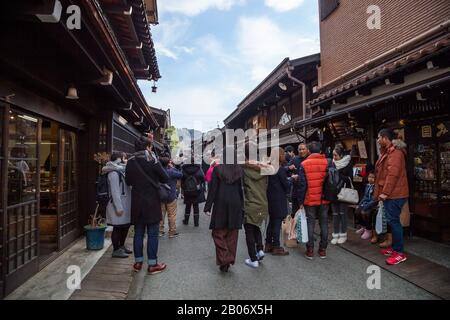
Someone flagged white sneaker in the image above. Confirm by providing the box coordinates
[245,259,259,268]
[337,233,347,244]
[331,233,339,245]
[256,250,265,261]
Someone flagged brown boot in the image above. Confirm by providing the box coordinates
[271,247,289,256]
[379,233,392,248]
[370,232,379,244]
[264,243,273,253]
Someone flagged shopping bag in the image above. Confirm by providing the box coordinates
[375,203,388,235]
[400,201,410,227]
[282,215,299,248]
[288,211,299,240]
[295,207,309,243]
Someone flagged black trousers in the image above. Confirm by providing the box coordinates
[244,223,263,262]
[291,198,300,217]
[185,202,200,225]
[111,225,130,251]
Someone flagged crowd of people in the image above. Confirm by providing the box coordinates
[99,127,409,275]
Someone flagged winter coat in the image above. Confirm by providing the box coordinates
[181,164,206,204]
[302,153,330,206]
[333,155,354,203]
[374,139,409,200]
[204,165,244,230]
[242,164,269,227]
[359,184,377,212]
[102,161,131,226]
[164,167,183,202]
[267,166,290,219]
[125,150,169,225]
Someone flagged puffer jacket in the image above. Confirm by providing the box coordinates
[374,139,409,200]
[302,153,329,206]
[242,164,269,227]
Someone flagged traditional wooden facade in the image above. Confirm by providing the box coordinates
[224,54,320,150]
[295,0,450,242]
[0,0,161,297]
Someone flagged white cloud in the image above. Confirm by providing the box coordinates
[264,0,305,12]
[153,17,193,60]
[155,43,178,60]
[159,0,246,16]
[237,16,319,81]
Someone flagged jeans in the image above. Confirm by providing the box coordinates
[384,198,407,253]
[305,205,330,249]
[331,202,348,234]
[266,217,283,247]
[134,223,160,265]
[185,202,200,225]
[244,223,263,262]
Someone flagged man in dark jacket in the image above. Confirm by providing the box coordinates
[159,157,183,238]
[181,161,206,226]
[126,136,169,274]
[288,143,310,215]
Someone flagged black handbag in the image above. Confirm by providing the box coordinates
[133,160,171,203]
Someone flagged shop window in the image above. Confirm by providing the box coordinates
[7,110,38,206]
[319,0,340,21]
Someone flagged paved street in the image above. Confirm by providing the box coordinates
[127,199,438,300]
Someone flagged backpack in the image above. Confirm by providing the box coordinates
[183,175,200,196]
[322,161,344,201]
[96,171,124,207]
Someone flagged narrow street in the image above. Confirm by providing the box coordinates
[127,199,438,300]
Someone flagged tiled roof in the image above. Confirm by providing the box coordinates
[310,35,450,106]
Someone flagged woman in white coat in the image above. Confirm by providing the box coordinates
[102,153,132,258]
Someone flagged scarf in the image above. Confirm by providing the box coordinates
[333,155,351,170]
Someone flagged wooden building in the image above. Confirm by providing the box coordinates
[295,0,450,242]
[0,0,161,297]
[224,54,320,151]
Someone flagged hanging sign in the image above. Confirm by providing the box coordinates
[436,122,449,138]
[357,140,368,159]
[421,125,432,138]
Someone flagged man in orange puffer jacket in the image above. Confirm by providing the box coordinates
[301,141,330,260]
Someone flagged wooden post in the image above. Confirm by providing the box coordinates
[0,102,9,298]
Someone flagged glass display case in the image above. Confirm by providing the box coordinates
[440,142,450,202]
[413,143,438,201]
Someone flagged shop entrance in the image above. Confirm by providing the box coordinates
[39,120,59,262]
[1,106,80,296]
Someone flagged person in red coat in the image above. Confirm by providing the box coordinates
[301,141,330,260]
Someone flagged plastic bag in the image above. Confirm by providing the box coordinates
[295,207,309,243]
[375,204,388,235]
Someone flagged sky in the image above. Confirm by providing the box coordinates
[139,0,321,132]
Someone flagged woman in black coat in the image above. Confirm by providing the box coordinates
[125,137,169,273]
[265,147,290,255]
[204,164,244,272]
[181,163,205,226]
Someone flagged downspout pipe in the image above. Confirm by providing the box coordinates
[287,66,307,141]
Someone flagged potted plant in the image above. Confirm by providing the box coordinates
[83,152,110,250]
[84,203,107,250]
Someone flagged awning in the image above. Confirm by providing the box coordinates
[295,72,450,130]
